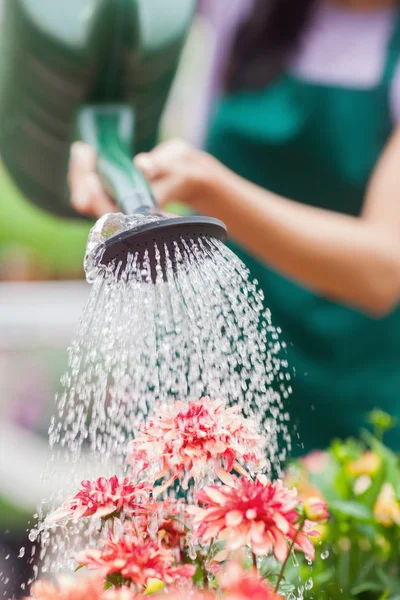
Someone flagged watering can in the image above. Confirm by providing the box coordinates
[0,0,196,218]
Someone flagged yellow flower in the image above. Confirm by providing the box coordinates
[374,483,400,527]
[347,452,380,478]
[145,579,164,595]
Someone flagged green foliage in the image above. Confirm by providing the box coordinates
[286,414,400,599]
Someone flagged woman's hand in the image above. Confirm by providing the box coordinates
[69,142,117,217]
[69,139,219,218]
[135,139,219,212]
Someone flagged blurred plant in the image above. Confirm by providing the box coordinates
[284,410,400,600]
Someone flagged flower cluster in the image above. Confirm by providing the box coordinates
[127,397,265,488]
[31,397,329,599]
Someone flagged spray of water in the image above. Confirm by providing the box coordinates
[29,214,292,579]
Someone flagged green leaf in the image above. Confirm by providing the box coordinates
[330,500,373,521]
[377,568,400,593]
[74,564,84,573]
[259,555,279,579]
[351,554,378,585]
[361,430,400,489]
[358,465,386,508]
[337,548,351,593]
[352,522,378,545]
[307,456,341,504]
[351,581,386,594]
[106,573,126,588]
[192,563,204,588]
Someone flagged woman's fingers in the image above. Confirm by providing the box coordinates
[134,139,204,207]
[134,153,159,180]
[69,142,117,218]
[134,139,193,181]
[68,138,211,215]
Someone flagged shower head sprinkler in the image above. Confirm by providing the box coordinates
[83,106,227,282]
[97,214,227,279]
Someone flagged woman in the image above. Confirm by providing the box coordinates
[69,0,400,455]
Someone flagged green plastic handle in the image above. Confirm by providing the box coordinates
[76,105,157,214]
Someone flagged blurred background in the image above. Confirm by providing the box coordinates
[2,0,400,598]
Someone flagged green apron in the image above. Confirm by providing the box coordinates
[207,12,400,455]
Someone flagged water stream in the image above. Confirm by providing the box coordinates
[26,214,293,581]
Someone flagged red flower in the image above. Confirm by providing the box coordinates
[127,398,264,490]
[126,500,188,550]
[26,575,105,600]
[189,476,316,562]
[74,534,195,588]
[219,563,283,600]
[47,477,149,523]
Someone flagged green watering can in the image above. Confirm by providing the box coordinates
[0,0,227,279]
[0,0,196,218]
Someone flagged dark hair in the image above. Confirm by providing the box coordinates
[226,0,317,91]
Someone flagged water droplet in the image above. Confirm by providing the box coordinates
[321,550,330,560]
[305,578,313,590]
[291,551,299,568]
[18,547,25,558]
[28,530,38,543]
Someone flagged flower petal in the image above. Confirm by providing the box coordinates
[225,510,244,527]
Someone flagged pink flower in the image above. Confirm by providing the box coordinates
[219,563,283,600]
[74,534,195,588]
[127,397,264,489]
[124,500,188,551]
[164,593,214,600]
[189,476,316,562]
[301,451,329,475]
[47,476,149,523]
[103,590,146,600]
[303,497,330,523]
[26,576,147,600]
[156,515,187,549]
[26,575,105,600]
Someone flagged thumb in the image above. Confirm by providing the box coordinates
[69,142,97,213]
[69,142,116,217]
[134,152,166,181]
